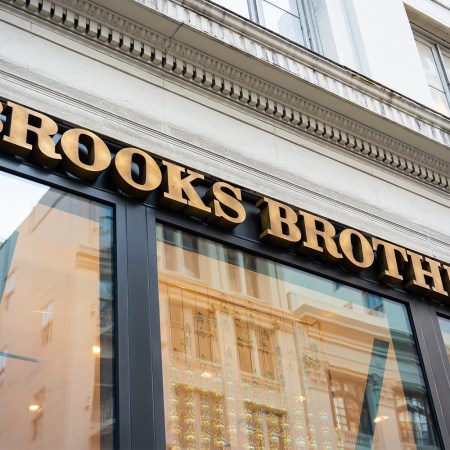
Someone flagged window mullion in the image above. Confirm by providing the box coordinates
[435,44,450,103]
[251,0,262,25]
[296,0,311,49]
[300,0,323,53]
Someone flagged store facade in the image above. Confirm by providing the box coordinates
[0,0,450,449]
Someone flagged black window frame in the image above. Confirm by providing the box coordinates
[0,129,449,449]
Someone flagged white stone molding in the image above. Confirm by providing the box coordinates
[1,0,450,193]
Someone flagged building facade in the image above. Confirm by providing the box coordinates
[0,0,449,449]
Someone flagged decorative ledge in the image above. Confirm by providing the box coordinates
[1,0,450,193]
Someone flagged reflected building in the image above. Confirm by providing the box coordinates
[157,226,438,450]
[0,188,114,450]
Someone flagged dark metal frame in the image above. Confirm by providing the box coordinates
[0,151,449,449]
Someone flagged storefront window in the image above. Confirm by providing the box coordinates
[157,225,440,450]
[438,316,450,364]
[0,172,114,449]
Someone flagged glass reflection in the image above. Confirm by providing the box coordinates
[211,0,250,18]
[0,172,114,449]
[438,316,450,364]
[210,0,305,45]
[157,225,440,450]
[415,40,450,115]
[260,0,304,45]
[443,53,450,82]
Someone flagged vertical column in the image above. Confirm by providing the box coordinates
[127,205,166,449]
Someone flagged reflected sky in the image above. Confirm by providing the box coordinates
[211,0,250,17]
[0,172,49,242]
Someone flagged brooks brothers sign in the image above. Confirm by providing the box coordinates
[1,100,449,302]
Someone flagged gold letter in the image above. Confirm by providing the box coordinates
[372,238,408,284]
[441,266,450,305]
[298,211,342,262]
[257,197,301,247]
[2,101,61,167]
[405,251,448,300]
[57,128,111,180]
[337,229,374,272]
[111,147,162,198]
[206,182,246,229]
[160,161,211,218]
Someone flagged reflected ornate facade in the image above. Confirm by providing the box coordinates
[157,226,438,450]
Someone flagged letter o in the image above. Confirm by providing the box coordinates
[58,128,111,180]
[338,229,374,272]
[111,147,162,198]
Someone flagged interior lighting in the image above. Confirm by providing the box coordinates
[92,345,101,355]
[374,415,389,423]
[201,371,212,378]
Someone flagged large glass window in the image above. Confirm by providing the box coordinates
[157,225,440,449]
[0,172,114,449]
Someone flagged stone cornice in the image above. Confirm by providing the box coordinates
[1,0,450,193]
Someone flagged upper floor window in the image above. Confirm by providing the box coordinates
[415,35,450,116]
[211,0,321,51]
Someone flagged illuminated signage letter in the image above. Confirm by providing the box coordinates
[206,182,246,229]
[160,161,211,218]
[405,251,448,300]
[372,238,408,284]
[257,197,301,247]
[2,101,61,167]
[441,266,450,305]
[111,147,162,198]
[298,211,342,262]
[338,229,374,272]
[57,128,111,180]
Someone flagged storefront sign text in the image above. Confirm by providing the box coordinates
[0,100,449,303]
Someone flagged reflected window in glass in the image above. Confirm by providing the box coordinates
[157,224,441,450]
[0,172,115,450]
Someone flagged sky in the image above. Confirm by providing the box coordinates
[0,172,49,242]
